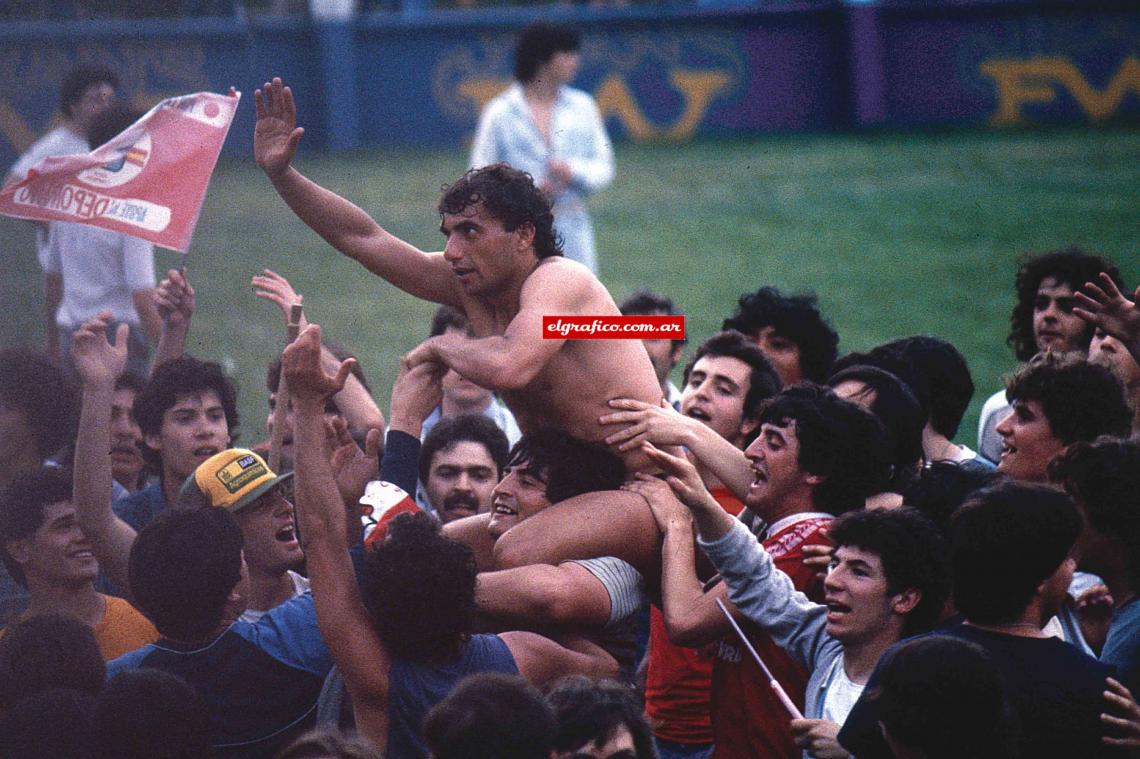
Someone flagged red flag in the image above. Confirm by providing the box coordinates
[0,91,240,253]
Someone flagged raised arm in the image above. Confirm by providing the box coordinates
[254,78,456,305]
[401,260,578,391]
[152,268,194,370]
[71,314,141,594]
[1075,272,1140,367]
[253,269,387,435]
[284,324,390,752]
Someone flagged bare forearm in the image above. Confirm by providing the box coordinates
[132,290,163,347]
[685,426,753,500]
[321,345,385,433]
[658,523,722,646]
[153,320,189,370]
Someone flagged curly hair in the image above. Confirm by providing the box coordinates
[1004,353,1131,445]
[513,23,581,83]
[362,512,477,662]
[440,164,561,259]
[757,384,892,515]
[722,287,838,382]
[1007,247,1122,361]
[0,467,74,587]
[134,355,239,468]
[505,429,625,504]
[546,676,656,759]
[829,507,950,636]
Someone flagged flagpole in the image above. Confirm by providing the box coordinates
[715,597,804,720]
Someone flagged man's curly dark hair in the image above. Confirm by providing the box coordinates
[722,287,838,382]
[1007,247,1122,361]
[1004,352,1131,445]
[439,164,561,259]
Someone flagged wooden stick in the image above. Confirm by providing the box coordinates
[268,302,304,472]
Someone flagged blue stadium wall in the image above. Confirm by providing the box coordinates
[0,0,1137,167]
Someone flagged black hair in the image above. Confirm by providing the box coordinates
[60,64,119,119]
[868,636,1017,759]
[0,467,74,587]
[94,670,212,759]
[439,164,561,260]
[0,347,77,460]
[114,371,146,395]
[827,364,924,484]
[756,384,892,515]
[419,413,510,486]
[423,672,556,759]
[127,508,244,642]
[506,429,625,505]
[362,512,476,662]
[134,355,239,468]
[513,23,581,83]
[950,480,1081,626]
[682,330,782,423]
[545,676,656,759]
[722,287,838,382]
[0,687,97,759]
[875,336,974,438]
[1008,247,1123,361]
[620,289,686,348]
[430,304,471,338]
[829,507,950,636]
[1049,437,1140,590]
[900,461,1001,537]
[277,729,380,759]
[86,100,141,149]
[1004,353,1131,445]
[0,612,105,711]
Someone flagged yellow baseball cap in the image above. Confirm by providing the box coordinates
[180,448,293,513]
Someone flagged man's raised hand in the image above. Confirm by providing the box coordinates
[282,324,354,403]
[1075,273,1140,359]
[252,269,307,327]
[155,268,195,328]
[641,442,717,513]
[254,77,304,180]
[389,357,445,436]
[623,473,692,534]
[71,313,128,387]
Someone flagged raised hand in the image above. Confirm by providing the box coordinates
[155,268,195,328]
[1075,273,1140,352]
[641,443,713,513]
[328,416,381,510]
[389,357,445,435]
[252,268,307,327]
[71,313,128,387]
[601,397,694,452]
[1102,677,1140,748]
[254,77,305,180]
[282,325,355,404]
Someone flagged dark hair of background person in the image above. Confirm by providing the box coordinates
[0,347,77,461]
[513,22,581,83]
[827,364,924,486]
[0,467,74,587]
[0,688,97,759]
[756,384,892,515]
[722,286,839,383]
[419,413,510,486]
[900,461,1001,537]
[545,675,657,759]
[828,506,950,636]
[1004,352,1131,445]
[1008,247,1123,361]
[86,100,142,149]
[423,672,557,759]
[873,335,975,439]
[505,428,625,505]
[0,611,105,711]
[60,64,119,119]
[267,336,373,397]
[620,289,686,349]
[94,669,212,759]
[949,480,1081,626]
[430,304,472,338]
[275,728,382,759]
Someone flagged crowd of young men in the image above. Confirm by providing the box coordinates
[5,49,1140,759]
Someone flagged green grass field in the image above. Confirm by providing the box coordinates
[2,127,1138,446]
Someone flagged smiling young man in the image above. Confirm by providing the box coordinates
[637,441,948,759]
[977,247,1123,462]
[994,353,1131,483]
[0,468,157,660]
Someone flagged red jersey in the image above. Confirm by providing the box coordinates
[644,486,744,745]
[710,515,832,759]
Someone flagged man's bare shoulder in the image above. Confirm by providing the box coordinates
[524,257,615,305]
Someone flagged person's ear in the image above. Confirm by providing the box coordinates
[740,416,760,440]
[144,432,162,453]
[891,587,921,616]
[803,472,825,487]
[4,539,31,567]
[515,222,536,252]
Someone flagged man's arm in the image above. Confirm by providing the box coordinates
[402,260,585,391]
[151,268,194,370]
[476,562,612,631]
[500,630,619,686]
[71,315,141,595]
[285,324,390,752]
[1075,272,1140,367]
[254,78,456,305]
[601,398,754,500]
[131,289,162,347]
[253,269,387,435]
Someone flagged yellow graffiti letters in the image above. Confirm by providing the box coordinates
[981,56,1140,125]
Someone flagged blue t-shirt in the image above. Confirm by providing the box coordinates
[1103,597,1140,699]
[113,479,168,533]
[108,592,332,758]
[386,633,518,759]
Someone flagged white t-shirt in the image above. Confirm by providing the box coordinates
[44,221,155,329]
[821,657,866,727]
[7,125,90,271]
[239,570,311,624]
